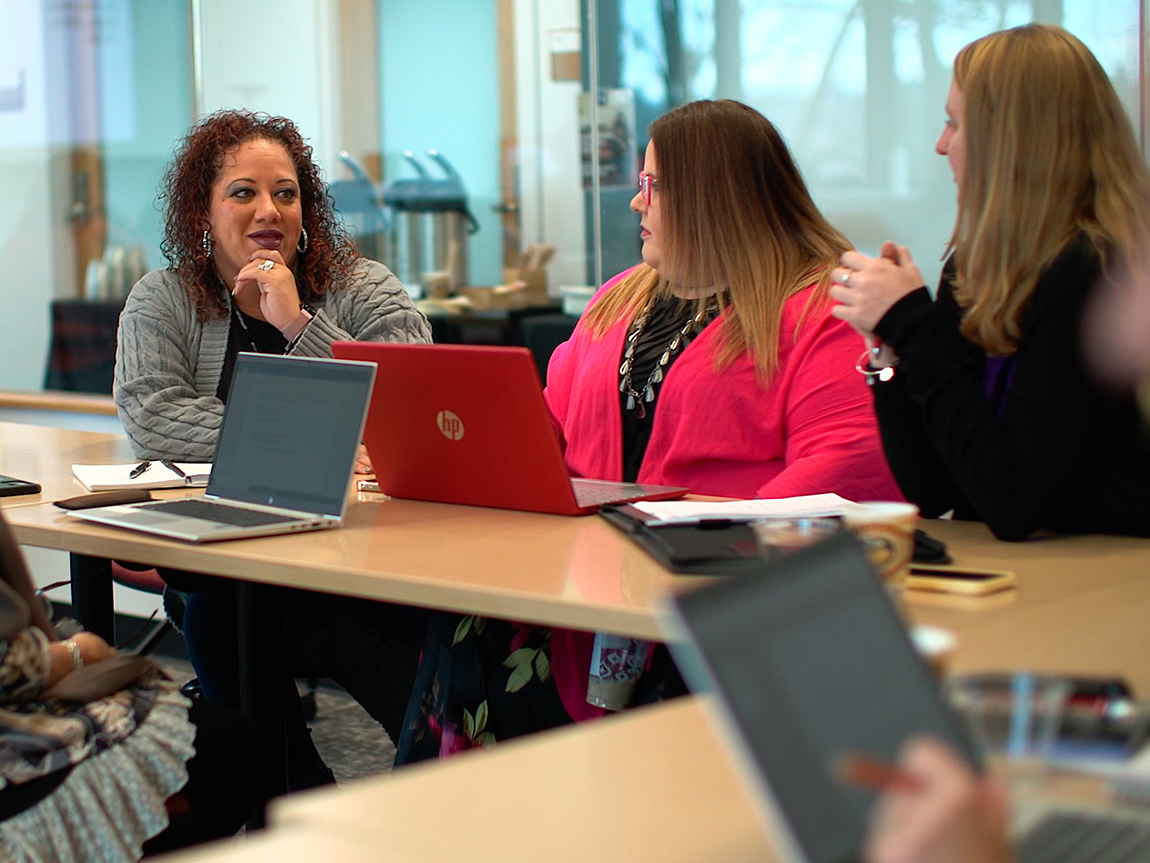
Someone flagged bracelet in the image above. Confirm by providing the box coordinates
[855,347,899,385]
[282,303,315,343]
[63,639,83,671]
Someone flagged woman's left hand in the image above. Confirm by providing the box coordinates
[830,242,925,336]
[233,251,303,333]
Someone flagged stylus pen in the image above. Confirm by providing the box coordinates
[835,753,925,793]
[160,460,187,479]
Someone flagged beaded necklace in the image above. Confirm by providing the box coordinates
[618,298,714,419]
[233,308,262,352]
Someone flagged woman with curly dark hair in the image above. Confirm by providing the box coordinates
[116,109,430,459]
[113,110,431,790]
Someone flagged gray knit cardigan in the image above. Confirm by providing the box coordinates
[114,260,432,460]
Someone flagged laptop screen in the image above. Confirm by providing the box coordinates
[671,532,979,863]
[209,353,375,516]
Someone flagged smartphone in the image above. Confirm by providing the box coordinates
[0,475,41,497]
[905,564,1016,595]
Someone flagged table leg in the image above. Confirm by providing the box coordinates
[69,554,115,643]
[238,581,288,801]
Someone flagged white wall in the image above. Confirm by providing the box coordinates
[0,1,67,390]
[198,0,340,179]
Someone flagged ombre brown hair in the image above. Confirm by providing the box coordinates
[950,24,1150,355]
[581,99,850,380]
[160,110,357,321]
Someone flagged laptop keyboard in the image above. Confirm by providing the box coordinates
[1018,812,1150,863]
[141,498,302,527]
[572,480,647,507]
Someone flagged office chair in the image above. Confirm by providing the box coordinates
[68,555,172,654]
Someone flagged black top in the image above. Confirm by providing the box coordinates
[872,239,1150,540]
[619,296,715,483]
[215,310,288,402]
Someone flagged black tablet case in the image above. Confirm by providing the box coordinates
[598,503,767,575]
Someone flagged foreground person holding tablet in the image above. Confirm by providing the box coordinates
[397,99,902,763]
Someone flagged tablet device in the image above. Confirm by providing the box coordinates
[666,531,979,863]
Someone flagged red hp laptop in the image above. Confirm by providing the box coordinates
[331,342,688,515]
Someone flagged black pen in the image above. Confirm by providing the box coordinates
[161,460,187,479]
[128,461,151,480]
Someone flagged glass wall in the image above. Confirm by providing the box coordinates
[0,0,1143,393]
[584,0,1141,291]
[0,0,191,391]
[101,0,192,280]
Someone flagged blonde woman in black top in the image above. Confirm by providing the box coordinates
[831,24,1150,541]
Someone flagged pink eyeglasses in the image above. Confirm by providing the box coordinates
[638,171,659,205]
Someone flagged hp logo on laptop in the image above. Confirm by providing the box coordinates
[437,410,465,441]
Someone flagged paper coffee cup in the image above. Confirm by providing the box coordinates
[841,502,919,580]
[910,625,956,679]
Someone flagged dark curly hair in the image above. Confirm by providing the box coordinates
[159,110,357,321]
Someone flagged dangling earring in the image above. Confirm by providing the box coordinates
[297,227,309,253]
[201,230,213,257]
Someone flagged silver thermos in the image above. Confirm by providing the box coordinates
[383,149,479,296]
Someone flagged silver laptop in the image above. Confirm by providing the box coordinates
[665,532,1150,863]
[74,353,376,542]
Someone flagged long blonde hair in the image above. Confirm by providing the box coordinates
[581,99,850,381]
[951,24,1150,355]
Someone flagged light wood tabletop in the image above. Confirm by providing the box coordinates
[904,520,1150,693]
[268,696,776,863]
[154,824,426,863]
[0,421,683,636]
[0,422,134,509]
[218,695,1119,863]
[4,420,1150,691]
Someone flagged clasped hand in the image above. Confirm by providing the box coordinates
[829,242,925,337]
[233,251,302,333]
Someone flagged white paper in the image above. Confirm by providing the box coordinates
[71,462,211,492]
[631,493,855,526]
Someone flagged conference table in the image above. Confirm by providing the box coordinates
[4,419,1150,691]
[163,690,1135,863]
[6,418,1150,809]
[7,418,1150,856]
[159,696,776,863]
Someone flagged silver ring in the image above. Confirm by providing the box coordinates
[840,270,850,286]
[257,259,274,272]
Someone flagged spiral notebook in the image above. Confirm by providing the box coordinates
[71,462,210,492]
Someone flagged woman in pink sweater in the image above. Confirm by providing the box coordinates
[396,100,901,762]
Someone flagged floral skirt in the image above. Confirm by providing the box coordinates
[395,613,688,765]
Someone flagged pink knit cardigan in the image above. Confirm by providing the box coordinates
[543,267,904,722]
